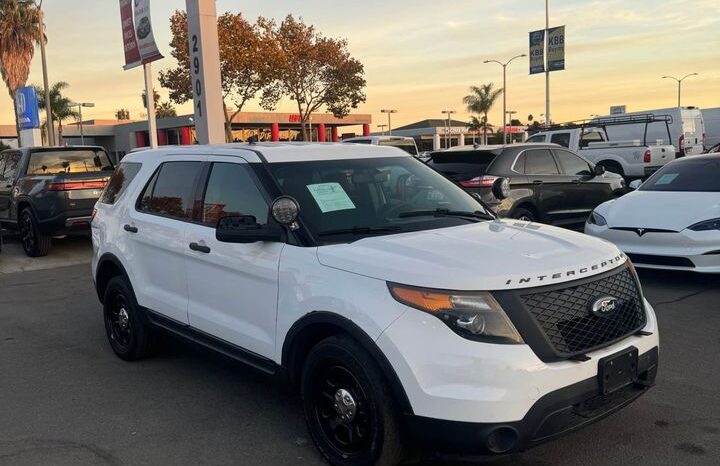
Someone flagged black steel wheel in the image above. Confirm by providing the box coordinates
[302,335,405,466]
[19,208,51,257]
[103,276,153,361]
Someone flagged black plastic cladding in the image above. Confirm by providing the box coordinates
[494,266,647,362]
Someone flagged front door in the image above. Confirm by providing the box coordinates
[522,148,567,224]
[553,149,611,227]
[184,157,283,358]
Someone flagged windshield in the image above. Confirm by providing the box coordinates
[27,149,113,175]
[378,139,418,156]
[640,158,720,192]
[267,156,492,244]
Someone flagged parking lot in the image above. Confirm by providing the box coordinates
[0,235,718,466]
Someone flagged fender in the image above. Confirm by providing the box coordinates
[95,252,134,304]
[282,311,414,416]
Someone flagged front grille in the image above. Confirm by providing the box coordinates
[518,268,646,357]
[626,253,695,268]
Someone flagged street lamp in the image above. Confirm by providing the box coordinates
[70,102,95,145]
[441,110,456,149]
[505,110,517,144]
[662,73,698,107]
[484,54,526,144]
[377,124,388,135]
[381,109,398,135]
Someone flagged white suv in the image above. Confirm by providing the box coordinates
[92,143,659,465]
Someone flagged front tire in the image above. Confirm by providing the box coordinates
[511,207,536,222]
[103,276,154,361]
[301,335,405,466]
[19,208,51,257]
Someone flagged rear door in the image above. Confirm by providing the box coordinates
[126,157,206,324]
[184,157,282,358]
[521,148,567,224]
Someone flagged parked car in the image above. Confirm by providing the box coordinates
[595,107,706,157]
[426,144,626,229]
[0,146,114,257]
[527,114,675,178]
[92,143,658,465]
[585,154,720,273]
[702,107,720,149]
[343,135,419,156]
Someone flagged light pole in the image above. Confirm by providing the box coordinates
[505,110,517,143]
[484,54,526,144]
[70,102,95,145]
[381,109,398,135]
[441,110,456,149]
[662,73,698,107]
[377,124,388,135]
[37,0,55,146]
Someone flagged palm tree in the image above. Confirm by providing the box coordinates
[0,0,43,139]
[463,83,503,145]
[34,81,78,144]
[156,101,177,119]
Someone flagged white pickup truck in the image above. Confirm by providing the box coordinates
[527,117,675,178]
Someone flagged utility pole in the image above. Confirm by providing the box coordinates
[662,73,698,107]
[71,102,95,145]
[381,109,398,135]
[545,0,550,126]
[484,54,526,145]
[377,124,387,135]
[38,1,55,146]
[441,110,456,149]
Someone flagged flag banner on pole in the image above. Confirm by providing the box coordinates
[529,29,545,74]
[119,0,163,70]
[547,26,565,72]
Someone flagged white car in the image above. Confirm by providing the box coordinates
[342,135,419,156]
[586,154,720,273]
[92,143,658,465]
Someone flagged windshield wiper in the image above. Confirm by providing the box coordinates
[397,208,495,221]
[317,226,404,237]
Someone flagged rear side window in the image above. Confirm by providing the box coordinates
[99,162,142,205]
[579,131,605,148]
[201,163,269,227]
[550,133,571,148]
[27,149,113,175]
[524,149,559,175]
[427,150,500,182]
[526,134,546,144]
[138,161,203,220]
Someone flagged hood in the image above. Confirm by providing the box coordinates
[598,191,720,231]
[316,221,626,291]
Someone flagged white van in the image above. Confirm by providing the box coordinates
[343,135,419,156]
[595,107,705,157]
[702,108,720,149]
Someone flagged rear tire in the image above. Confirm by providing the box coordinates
[19,208,51,257]
[301,335,405,466]
[511,207,536,222]
[103,276,154,361]
[599,161,624,177]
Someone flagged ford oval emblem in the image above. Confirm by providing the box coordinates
[590,297,619,317]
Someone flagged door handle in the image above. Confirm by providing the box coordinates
[189,242,211,254]
[123,224,138,233]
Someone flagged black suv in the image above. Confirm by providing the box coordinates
[0,146,114,256]
[426,144,626,229]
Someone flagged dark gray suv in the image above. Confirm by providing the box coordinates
[0,146,114,256]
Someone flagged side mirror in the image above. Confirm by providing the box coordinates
[593,164,606,177]
[216,215,284,244]
[492,177,510,200]
[628,179,642,190]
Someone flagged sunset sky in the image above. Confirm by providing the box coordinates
[1,0,718,131]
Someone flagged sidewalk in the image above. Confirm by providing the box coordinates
[0,232,92,275]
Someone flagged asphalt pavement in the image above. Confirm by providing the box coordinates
[0,244,718,465]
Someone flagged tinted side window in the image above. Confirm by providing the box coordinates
[100,162,142,205]
[554,150,592,176]
[526,134,546,144]
[138,161,202,220]
[550,132,571,148]
[201,163,269,227]
[579,131,604,148]
[524,149,559,175]
[513,153,526,173]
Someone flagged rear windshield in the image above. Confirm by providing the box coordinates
[641,158,720,192]
[426,150,500,182]
[378,139,418,156]
[27,149,113,175]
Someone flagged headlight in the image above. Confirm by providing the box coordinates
[587,211,607,226]
[688,218,720,231]
[388,284,523,344]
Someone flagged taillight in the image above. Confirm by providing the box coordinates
[679,134,685,156]
[643,150,651,163]
[48,180,107,191]
[460,176,498,188]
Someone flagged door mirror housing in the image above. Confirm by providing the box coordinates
[216,215,284,244]
[593,164,606,177]
[492,177,510,200]
[628,179,642,190]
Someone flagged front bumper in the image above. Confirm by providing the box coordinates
[585,223,720,273]
[405,346,658,454]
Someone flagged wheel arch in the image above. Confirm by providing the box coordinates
[95,253,133,304]
[510,200,540,220]
[282,311,414,416]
